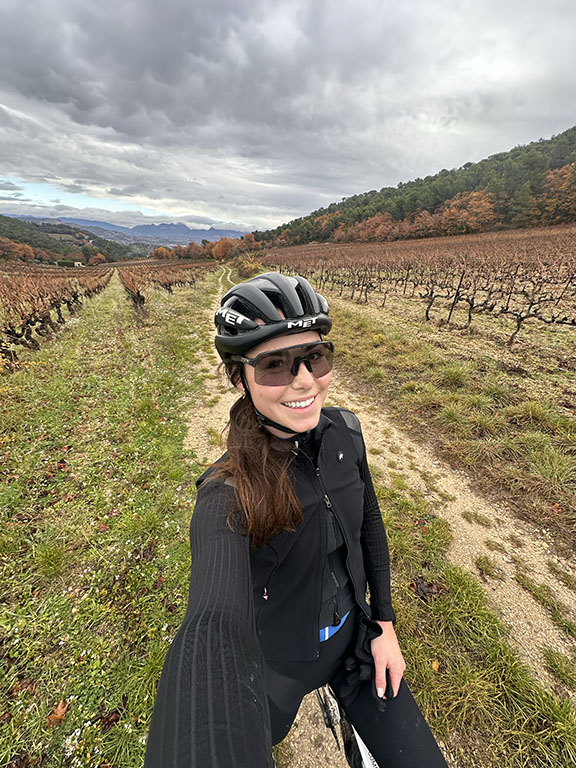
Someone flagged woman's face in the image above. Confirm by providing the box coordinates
[241,330,331,437]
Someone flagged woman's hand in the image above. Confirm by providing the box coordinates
[371,621,406,699]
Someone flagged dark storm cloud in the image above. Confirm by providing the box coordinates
[0,0,575,228]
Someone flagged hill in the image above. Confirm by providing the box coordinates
[0,215,149,262]
[254,125,576,246]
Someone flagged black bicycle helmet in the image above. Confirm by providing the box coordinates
[214,272,331,360]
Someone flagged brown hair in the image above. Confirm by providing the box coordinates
[209,366,302,549]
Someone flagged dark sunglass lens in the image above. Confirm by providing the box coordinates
[308,345,333,377]
[253,344,333,386]
[254,351,292,386]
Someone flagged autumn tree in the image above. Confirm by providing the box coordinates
[152,246,172,260]
[183,242,205,259]
[0,238,35,261]
[438,191,496,236]
[539,163,576,224]
[88,252,107,265]
[238,232,261,253]
[212,237,237,261]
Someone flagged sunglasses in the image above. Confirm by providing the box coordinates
[232,341,334,386]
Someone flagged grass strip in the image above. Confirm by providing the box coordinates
[543,647,576,691]
[547,560,576,592]
[515,571,576,640]
[0,270,218,767]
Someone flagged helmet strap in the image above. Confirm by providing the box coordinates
[240,370,305,436]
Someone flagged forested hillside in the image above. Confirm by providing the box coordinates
[255,125,576,246]
[0,215,149,263]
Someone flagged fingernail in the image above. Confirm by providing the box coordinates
[377,687,384,698]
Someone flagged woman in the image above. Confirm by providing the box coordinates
[144,272,448,767]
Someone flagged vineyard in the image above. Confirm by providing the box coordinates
[1,240,576,768]
[267,224,576,345]
[115,260,216,310]
[0,262,113,368]
[0,260,216,368]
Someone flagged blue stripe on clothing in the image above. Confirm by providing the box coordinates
[319,609,351,642]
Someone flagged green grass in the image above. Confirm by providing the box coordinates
[322,295,576,550]
[485,539,507,553]
[547,560,576,591]
[543,647,576,691]
[475,554,506,581]
[0,270,219,767]
[515,571,576,640]
[461,509,493,527]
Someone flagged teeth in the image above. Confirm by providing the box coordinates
[282,396,315,409]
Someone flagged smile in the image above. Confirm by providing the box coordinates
[282,395,316,409]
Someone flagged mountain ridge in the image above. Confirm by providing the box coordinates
[6,215,248,245]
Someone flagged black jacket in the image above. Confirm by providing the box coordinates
[144,407,394,768]
[248,406,395,663]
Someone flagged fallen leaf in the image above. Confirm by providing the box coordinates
[97,708,121,733]
[162,596,178,613]
[410,575,444,601]
[9,679,35,697]
[46,699,70,728]
[7,753,39,768]
[141,539,158,562]
[431,659,440,673]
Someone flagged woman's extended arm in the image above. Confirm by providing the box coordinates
[358,451,396,624]
[358,440,406,698]
[144,480,273,768]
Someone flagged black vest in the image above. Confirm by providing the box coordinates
[248,407,370,662]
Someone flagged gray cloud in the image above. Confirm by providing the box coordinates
[0,179,22,191]
[0,0,575,228]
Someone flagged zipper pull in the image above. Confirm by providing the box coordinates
[263,587,269,601]
[332,598,340,626]
[323,494,332,509]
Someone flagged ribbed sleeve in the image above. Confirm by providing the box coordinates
[144,480,273,768]
[359,450,396,624]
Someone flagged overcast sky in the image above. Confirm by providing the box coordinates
[0,0,574,231]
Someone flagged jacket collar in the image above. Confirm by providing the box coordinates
[270,409,334,452]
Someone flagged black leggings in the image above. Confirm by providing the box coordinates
[265,614,448,767]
